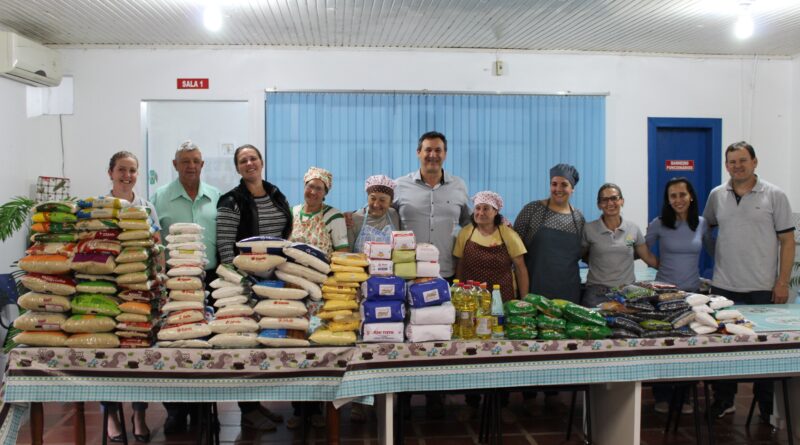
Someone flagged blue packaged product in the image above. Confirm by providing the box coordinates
[365,276,406,301]
[362,299,405,323]
[407,277,451,307]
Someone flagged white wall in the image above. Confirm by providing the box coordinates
[0,47,796,272]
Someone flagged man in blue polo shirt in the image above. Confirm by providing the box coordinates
[703,141,795,421]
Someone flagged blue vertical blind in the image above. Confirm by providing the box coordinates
[266,92,605,222]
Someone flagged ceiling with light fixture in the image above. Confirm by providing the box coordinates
[1,0,799,56]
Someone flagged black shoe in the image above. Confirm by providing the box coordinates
[163,415,187,435]
[708,399,736,419]
[131,414,151,443]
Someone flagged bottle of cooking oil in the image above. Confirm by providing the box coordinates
[475,282,493,339]
[458,282,477,339]
[450,280,462,339]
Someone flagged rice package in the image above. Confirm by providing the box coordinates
[364,276,406,301]
[409,301,456,325]
[405,324,452,342]
[362,299,405,323]
[252,280,307,300]
[363,241,391,259]
[407,278,450,307]
[394,262,417,280]
[70,253,116,275]
[391,249,416,264]
[216,264,247,285]
[259,317,310,331]
[208,332,260,348]
[283,243,331,274]
[416,261,440,278]
[169,223,204,234]
[18,292,71,312]
[275,270,323,301]
[20,273,77,295]
[19,255,72,275]
[415,243,439,262]
[157,322,212,341]
[257,329,310,347]
[13,331,68,347]
[391,231,416,250]
[65,333,120,348]
[254,299,308,317]
[309,328,356,345]
[362,322,405,342]
[367,260,393,276]
[233,254,286,276]
[236,235,290,254]
[13,312,66,331]
[71,294,121,316]
[277,261,328,283]
[63,315,117,333]
[209,317,259,334]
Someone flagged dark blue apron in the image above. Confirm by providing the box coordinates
[526,200,582,303]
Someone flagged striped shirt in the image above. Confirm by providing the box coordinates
[217,195,289,264]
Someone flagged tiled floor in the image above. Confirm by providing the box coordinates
[15,384,791,444]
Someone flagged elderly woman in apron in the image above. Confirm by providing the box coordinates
[287,166,349,430]
[347,175,401,252]
[514,164,586,304]
[289,166,350,255]
[453,191,529,423]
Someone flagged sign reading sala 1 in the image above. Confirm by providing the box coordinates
[177,78,209,89]
[665,160,694,171]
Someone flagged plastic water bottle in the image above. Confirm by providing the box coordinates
[475,283,493,339]
[490,284,505,339]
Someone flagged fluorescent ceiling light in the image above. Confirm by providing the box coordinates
[204,5,223,31]
[734,12,753,39]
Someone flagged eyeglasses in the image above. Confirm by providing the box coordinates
[599,195,621,204]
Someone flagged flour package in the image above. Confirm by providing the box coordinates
[363,241,392,260]
[391,231,416,250]
[362,322,405,342]
[362,299,405,323]
[363,276,406,301]
[407,277,451,307]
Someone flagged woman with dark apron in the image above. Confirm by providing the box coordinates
[347,175,400,253]
[514,164,585,304]
[454,191,529,423]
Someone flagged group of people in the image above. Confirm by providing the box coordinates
[100,133,794,439]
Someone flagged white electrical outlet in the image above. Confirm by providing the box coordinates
[494,60,505,76]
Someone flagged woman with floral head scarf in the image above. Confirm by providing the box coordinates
[347,175,401,253]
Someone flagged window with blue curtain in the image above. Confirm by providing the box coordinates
[266,92,605,222]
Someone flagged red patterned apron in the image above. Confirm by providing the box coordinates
[460,226,516,301]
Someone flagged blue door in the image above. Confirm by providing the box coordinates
[647,118,722,279]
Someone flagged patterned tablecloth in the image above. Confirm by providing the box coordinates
[3,332,800,444]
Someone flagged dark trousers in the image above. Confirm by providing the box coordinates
[710,286,773,412]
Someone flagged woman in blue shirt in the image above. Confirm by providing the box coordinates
[645,177,708,414]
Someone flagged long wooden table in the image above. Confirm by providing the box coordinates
[4,331,800,445]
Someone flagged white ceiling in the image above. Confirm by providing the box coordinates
[1,0,800,56]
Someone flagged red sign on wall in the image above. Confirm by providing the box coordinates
[665,160,694,171]
[177,78,209,89]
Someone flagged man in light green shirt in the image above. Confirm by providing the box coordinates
[151,141,221,272]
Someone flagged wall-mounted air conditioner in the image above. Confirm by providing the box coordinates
[0,31,62,87]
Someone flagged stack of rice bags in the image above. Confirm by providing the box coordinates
[157,223,212,347]
[685,293,755,336]
[390,231,417,280]
[311,252,366,345]
[113,204,162,348]
[597,283,694,339]
[206,262,259,348]
[405,277,454,342]
[234,238,313,348]
[14,200,80,348]
[60,196,132,348]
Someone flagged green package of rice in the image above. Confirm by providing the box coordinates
[565,322,612,339]
[504,300,537,316]
[523,294,562,318]
[538,329,567,340]
[71,293,121,317]
[506,325,538,340]
[563,303,607,327]
[506,315,537,326]
[537,314,567,331]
